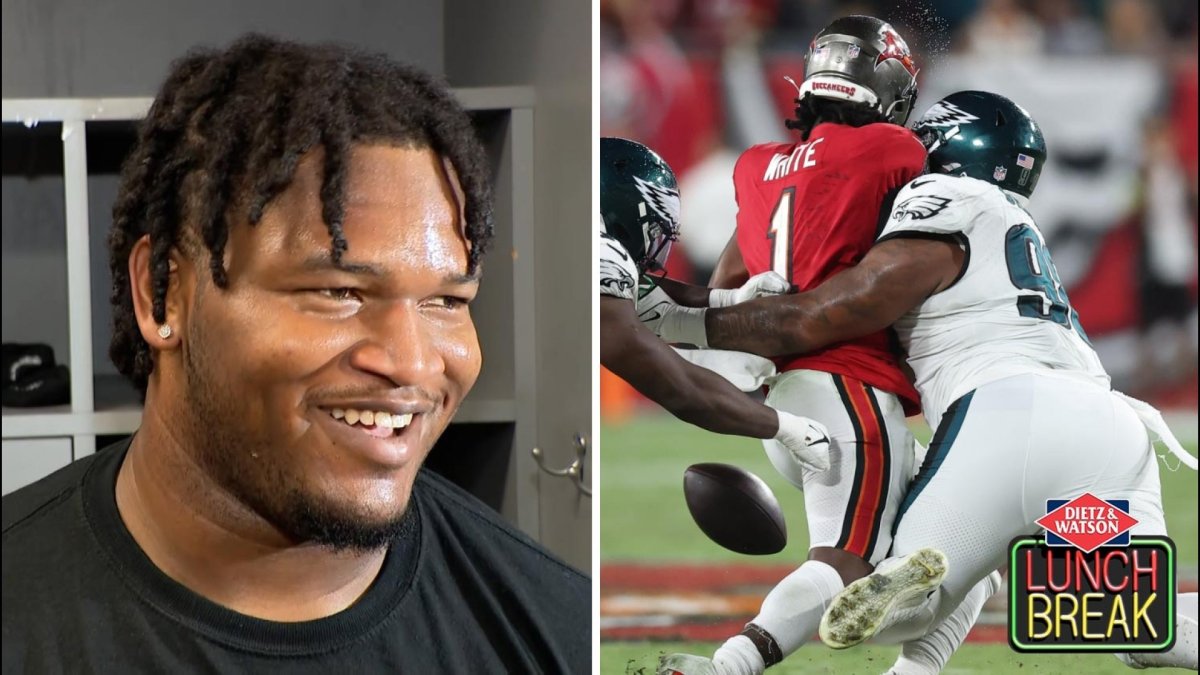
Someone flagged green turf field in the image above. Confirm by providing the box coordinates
[602,641,1192,674]
[601,416,1199,563]
[600,414,1199,674]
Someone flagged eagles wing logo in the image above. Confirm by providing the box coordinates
[892,194,952,221]
[918,100,979,129]
[632,176,681,228]
[599,232,637,299]
[599,259,636,298]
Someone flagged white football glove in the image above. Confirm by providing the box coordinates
[773,411,832,473]
[709,271,792,308]
[637,284,709,346]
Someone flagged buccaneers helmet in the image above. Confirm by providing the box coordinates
[798,15,920,126]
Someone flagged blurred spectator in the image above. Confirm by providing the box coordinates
[959,0,1044,55]
[600,0,711,175]
[1105,0,1165,56]
[677,148,740,283]
[1134,119,1198,393]
[1036,0,1106,55]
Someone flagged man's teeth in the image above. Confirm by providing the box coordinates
[330,408,413,429]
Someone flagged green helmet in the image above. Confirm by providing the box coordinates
[913,91,1046,198]
[600,137,681,272]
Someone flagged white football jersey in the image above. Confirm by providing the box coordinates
[598,229,638,301]
[878,173,1109,429]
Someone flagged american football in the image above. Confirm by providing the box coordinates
[683,463,787,555]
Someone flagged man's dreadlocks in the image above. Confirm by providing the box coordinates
[108,34,494,396]
[785,93,888,141]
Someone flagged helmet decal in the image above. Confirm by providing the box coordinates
[875,24,917,77]
[632,175,681,229]
[994,166,1008,181]
[919,100,980,128]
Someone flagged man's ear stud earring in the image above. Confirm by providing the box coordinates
[157,324,172,340]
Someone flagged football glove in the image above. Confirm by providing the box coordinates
[709,271,792,308]
[637,284,709,347]
[774,411,832,473]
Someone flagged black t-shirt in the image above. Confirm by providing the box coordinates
[2,437,590,673]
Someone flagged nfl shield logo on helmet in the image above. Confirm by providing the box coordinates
[847,44,861,58]
[993,165,1008,181]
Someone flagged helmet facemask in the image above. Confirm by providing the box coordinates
[643,220,677,273]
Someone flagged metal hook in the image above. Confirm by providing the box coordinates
[531,433,591,498]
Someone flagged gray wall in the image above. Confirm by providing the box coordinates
[2,0,443,97]
[446,0,593,571]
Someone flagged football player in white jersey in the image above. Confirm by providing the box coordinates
[598,137,832,472]
[652,92,1197,672]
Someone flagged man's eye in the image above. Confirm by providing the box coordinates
[428,296,469,310]
[314,288,361,302]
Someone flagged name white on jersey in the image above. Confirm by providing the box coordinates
[762,138,825,181]
[878,174,1109,428]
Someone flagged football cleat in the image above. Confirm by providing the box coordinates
[819,548,949,649]
[657,653,719,675]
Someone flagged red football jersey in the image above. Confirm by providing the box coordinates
[734,122,925,415]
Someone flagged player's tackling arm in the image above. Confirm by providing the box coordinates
[704,236,964,356]
[600,294,779,438]
[651,275,713,308]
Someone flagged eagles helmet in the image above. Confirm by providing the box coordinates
[798,15,920,126]
[600,137,681,273]
[913,91,1046,198]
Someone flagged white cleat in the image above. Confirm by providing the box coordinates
[819,548,949,649]
[657,653,719,675]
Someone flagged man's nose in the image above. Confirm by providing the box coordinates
[347,302,445,386]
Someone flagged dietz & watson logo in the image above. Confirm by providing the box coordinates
[1009,493,1176,653]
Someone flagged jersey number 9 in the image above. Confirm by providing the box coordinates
[1004,223,1090,343]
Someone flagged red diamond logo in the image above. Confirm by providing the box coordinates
[1035,493,1138,553]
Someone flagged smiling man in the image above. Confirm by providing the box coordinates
[1,34,588,672]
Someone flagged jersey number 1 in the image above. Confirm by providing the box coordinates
[767,188,795,282]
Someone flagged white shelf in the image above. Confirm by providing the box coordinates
[1,408,142,439]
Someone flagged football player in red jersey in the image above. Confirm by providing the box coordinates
[649,16,962,675]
